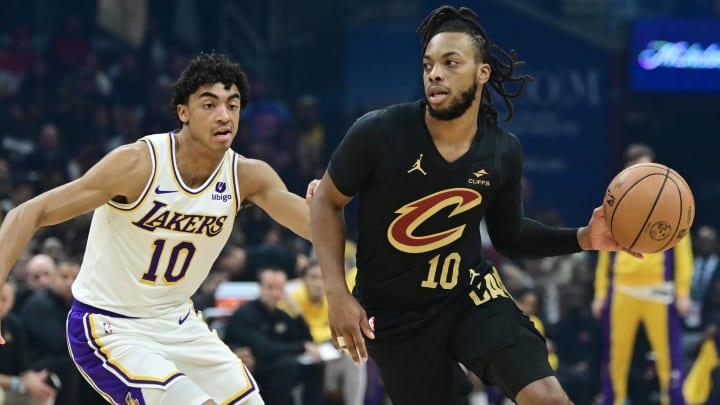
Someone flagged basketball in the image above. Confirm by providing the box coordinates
[603,163,694,253]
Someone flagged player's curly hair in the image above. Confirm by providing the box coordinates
[171,52,250,121]
[417,6,532,122]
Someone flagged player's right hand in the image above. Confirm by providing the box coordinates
[327,291,375,365]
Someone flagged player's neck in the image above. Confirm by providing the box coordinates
[174,128,226,188]
[424,108,479,144]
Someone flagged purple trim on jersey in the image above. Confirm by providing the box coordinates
[664,249,674,281]
[68,310,146,404]
[72,300,137,319]
[68,304,184,396]
[107,137,158,212]
[225,364,258,404]
[168,132,225,195]
[232,152,241,213]
[667,303,686,404]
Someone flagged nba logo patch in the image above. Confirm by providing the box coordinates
[102,321,113,335]
[215,182,227,193]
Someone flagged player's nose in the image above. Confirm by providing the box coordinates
[216,105,231,122]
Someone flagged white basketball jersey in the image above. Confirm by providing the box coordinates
[72,132,241,317]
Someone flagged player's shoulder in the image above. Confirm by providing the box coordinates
[232,153,280,194]
[233,153,272,174]
[97,139,151,169]
[351,100,421,129]
[485,120,522,153]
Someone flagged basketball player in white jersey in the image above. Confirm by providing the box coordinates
[0,52,311,404]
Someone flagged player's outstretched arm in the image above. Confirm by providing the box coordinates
[237,157,311,240]
[0,142,151,329]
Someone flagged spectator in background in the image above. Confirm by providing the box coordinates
[224,267,324,405]
[687,225,720,331]
[20,259,98,404]
[593,143,692,405]
[0,281,57,404]
[192,270,229,312]
[684,273,720,405]
[289,260,367,405]
[551,285,601,405]
[12,253,55,314]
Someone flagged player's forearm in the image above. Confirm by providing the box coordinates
[310,201,350,297]
[0,202,44,282]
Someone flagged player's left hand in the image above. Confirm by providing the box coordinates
[579,206,644,258]
[305,179,321,202]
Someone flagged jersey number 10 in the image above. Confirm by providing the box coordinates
[140,239,197,285]
[420,252,461,290]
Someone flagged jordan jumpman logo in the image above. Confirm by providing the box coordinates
[407,153,428,175]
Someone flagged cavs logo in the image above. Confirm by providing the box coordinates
[649,221,672,241]
[388,188,482,253]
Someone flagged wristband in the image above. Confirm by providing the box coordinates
[10,376,27,394]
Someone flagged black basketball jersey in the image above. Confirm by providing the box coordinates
[328,100,579,319]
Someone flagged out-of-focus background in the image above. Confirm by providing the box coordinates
[0,1,718,404]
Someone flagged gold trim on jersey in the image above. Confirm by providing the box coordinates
[66,327,119,404]
[107,137,159,213]
[219,362,256,404]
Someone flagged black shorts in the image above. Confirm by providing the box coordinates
[365,296,554,405]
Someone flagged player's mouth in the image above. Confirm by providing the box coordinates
[213,127,233,142]
[427,86,450,105]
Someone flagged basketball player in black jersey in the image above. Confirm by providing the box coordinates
[310,6,638,405]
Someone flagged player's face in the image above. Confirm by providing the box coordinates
[422,32,490,121]
[177,82,242,149]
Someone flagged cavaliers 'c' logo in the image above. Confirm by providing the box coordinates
[387,188,482,253]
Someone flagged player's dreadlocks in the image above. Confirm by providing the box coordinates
[172,52,250,125]
[417,6,532,122]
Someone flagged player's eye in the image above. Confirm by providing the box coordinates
[202,103,214,109]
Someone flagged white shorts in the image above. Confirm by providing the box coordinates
[67,300,262,405]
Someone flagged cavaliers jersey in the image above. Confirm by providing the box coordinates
[328,101,525,314]
[72,132,240,317]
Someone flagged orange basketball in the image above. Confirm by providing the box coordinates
[603,163,694,253]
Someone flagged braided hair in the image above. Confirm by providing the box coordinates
[417,6,532,122]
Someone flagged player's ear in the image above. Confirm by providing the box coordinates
[176,104,189,125]
[477,62,490,85]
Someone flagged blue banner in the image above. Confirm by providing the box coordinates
[631,18,720,93]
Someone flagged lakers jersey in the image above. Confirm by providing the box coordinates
[72,132,240,317]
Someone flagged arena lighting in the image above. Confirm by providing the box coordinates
[638,41,720,70]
